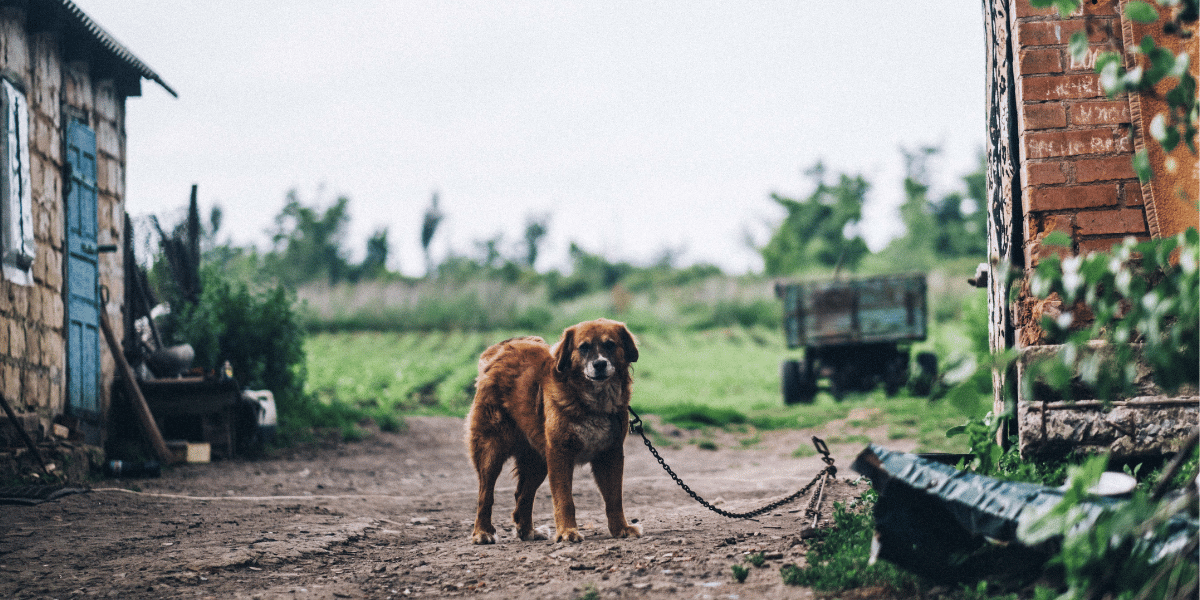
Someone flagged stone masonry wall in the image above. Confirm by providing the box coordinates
[1013,0,1149,268]
[0,6,125,433]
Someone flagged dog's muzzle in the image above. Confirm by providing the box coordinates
[586,358,614,381]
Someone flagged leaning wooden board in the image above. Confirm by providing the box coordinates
[99,307,172,464]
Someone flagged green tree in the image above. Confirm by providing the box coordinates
[760,163,871,276]
[350,227,390,282]
[889,147,988,260]
[421,192,444,277]
[265,190,352,286]
[522,213,550,268]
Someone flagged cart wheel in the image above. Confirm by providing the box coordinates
[911,352,938,397]
[782,360,817,405]
[883,352,910,397]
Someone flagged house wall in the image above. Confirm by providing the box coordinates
[1012,0,1149,271]
[0,6,125,433]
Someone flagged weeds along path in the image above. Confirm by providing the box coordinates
[0,416,914,599]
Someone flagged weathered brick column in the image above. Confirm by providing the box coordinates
[1013,0,1149,266]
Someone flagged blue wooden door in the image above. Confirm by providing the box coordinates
[65,120,100,418]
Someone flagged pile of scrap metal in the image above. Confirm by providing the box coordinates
[852,441,1198,588]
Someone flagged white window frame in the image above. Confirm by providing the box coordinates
[0,78,34,285]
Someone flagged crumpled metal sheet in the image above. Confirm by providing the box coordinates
[851,444,1196,583]
[853,444,1110,542]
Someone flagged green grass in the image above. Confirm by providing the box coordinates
[304,315,993,453]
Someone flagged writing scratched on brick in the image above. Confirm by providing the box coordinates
[1026,133,1131,158]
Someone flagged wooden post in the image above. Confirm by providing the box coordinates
[983,0,1022,445]
[99,305,172,464]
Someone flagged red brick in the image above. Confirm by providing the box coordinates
[1018,20,1114,47]
[1027,184,1119,211]
[1022,74,1104,101]
[1125,184,1144,206]
[1078,235,1149,255]
[1014,0,1058,18]
[1024,128,1131,158]
[1075,155,1137,183]
[1077,208,1148,236]
[1020,48,1064,75]
[1066,44,1121,72]
[1024,160,1069,186]
[1070,100,1130,125]
[1024,103,1068,129]
[1014,0,1119,18]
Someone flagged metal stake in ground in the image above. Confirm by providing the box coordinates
[628,407,837,520]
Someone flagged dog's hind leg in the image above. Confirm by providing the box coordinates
[511,448,548,541]
[469,441,507,544]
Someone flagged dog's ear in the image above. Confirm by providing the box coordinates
[617,323,638,363]
[554,326,575,373]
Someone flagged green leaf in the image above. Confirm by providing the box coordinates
[1139,34,1156,55]
[1133,149,1152,182]
[1099,59,1124,94]
[1032,0,1082,17]
[1068,31,1089,61]
[945,424,967,438]
[1044,230,1073,248]
[1125,1,1159,23]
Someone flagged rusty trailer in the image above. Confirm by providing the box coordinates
[776,273,935,403]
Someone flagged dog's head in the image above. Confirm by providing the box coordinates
[553,318,638,384]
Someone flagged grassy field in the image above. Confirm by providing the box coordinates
[304,314,992,453]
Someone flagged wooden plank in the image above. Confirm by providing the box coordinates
[99,306,172,464]
[983,0,1021,440]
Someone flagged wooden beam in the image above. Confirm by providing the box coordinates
[99,305,172,464]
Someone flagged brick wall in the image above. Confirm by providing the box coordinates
[1013,0,1149,265]
[0,7,125,433]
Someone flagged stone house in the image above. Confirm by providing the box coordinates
[982,0,1197,456]
[0,0,173,451]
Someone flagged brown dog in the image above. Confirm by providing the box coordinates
[466,319,642,544]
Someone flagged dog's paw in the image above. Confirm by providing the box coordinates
[514,526,549,542]
[611,523,643,539]
[554,528,584,543]
[471,530,497,545]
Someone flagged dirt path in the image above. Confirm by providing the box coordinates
[0,414,914,599]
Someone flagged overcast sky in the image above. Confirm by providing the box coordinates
[72,1,986,275]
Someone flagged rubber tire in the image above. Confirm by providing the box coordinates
[782,359,817,405]
[911,352,938,397]
[883,351,910,397]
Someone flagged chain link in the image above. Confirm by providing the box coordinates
[628,407,836,520]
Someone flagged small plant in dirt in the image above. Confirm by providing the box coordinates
[574,583,600,600]
[947,411,1072,486]
[374,412,406,433]
[695,440,718,451]
[780,490,918,593]
[746,551,767,568]
[731,564,750,583]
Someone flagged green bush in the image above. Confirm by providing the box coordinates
[170,266,310,426]
[1028,229,1199,399]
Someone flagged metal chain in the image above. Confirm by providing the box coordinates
[628,407,837,520]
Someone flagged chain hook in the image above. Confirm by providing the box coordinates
[628,406,643,435]
[811,436,837,475]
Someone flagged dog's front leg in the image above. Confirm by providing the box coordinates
[546,450,582,543]
[591,447,642,539]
